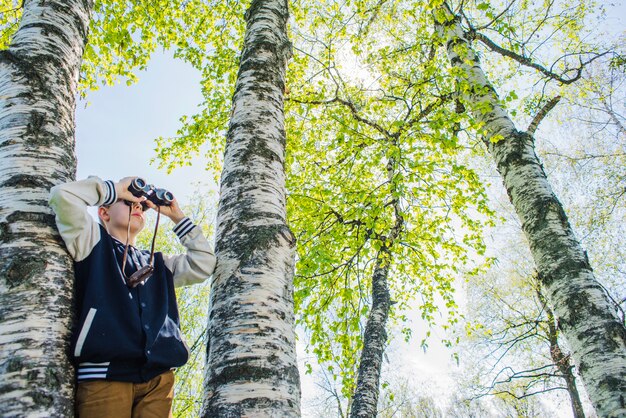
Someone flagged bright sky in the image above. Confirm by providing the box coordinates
[75,50,213,203]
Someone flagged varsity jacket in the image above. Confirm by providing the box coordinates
[49,177,216,383]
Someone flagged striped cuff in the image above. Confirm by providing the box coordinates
[173,217,195,239]
[102,180,117,206]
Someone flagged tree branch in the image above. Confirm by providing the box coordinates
[526,95,561,136]
[470,31,609,84]
[289,96,393,139]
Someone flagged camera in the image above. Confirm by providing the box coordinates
[128,178,174,207]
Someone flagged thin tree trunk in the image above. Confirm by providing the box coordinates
[548,314,587,418]
[349,247,392,418]
[538,285,586,418]
[0,0,93,415]
[350,158,403,418]
[435,9,626,417]
[201,0,300,415]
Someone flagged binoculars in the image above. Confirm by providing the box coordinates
[128,178,174,207]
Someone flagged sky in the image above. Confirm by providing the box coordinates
[75,50,213,203]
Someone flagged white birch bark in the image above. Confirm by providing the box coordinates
[435,9,626,417]
[201,0,301,415]
[0,1,92,415]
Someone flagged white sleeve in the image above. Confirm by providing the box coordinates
[48,177,115,262]
[163,217,216,287]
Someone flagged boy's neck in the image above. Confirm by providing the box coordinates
[108,227,138,247]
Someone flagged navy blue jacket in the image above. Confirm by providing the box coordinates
[49,177,216,383]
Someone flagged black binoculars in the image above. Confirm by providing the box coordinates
[128,178,174,207]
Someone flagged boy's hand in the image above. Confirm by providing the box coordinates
[115,177,147,203]
[144,198,186,224]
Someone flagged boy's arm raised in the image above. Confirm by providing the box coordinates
[163,218,216,287]
[48,177,115,261]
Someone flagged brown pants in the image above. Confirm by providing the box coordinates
[76,371,175,418]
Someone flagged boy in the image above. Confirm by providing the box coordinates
[49,176,216,417]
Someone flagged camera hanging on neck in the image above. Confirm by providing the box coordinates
[121,203,161,288]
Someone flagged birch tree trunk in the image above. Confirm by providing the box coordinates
[435,9,626,417]
[349,248,392,418]
[201,0,301,415]
[0,0,93,416]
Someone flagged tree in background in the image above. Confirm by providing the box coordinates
[449,20,624,417]
[0,0,94,415]
[433,2,626,415]
[461,248,588,417]
[284,2,493,414]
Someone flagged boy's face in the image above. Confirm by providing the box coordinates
[99,201,146,234]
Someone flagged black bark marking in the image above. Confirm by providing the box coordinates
[0,50,46,89]
[227,124,283,165]
[0,174,54,189]
[489,130,531,169]
[204,364,299,417]
[217,221,295,262]
[49,1,91,41]
[0,222,9,243]
[6,211,56,228]
[5,356,24,373]
[1,254,47,288]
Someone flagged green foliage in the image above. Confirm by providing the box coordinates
[78,0,248,177]
[286,0,496,397]
[151,0,247,175]
[172,280,211,417]
[0,0,21,48]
